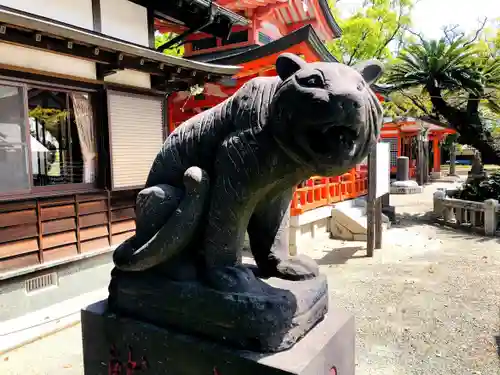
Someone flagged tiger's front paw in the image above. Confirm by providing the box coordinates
[275,254,319,281]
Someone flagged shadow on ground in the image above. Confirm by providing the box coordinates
[391,212,434,228]
[390,212,500,244]
[317,246,366,265]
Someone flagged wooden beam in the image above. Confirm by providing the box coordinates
[0,62,102,85]
[147,7,155,49]
[91,0,102,33]
[0,25,208,81]
[374,198,382,250]
[0,28,114,64]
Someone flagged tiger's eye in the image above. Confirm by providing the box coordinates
[297,73,324,88]
[308,77,321,86]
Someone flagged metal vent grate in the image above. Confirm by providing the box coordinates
[25,272,58,294]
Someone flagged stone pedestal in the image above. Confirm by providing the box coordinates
[391,156,423,194]
[430,171,442,180]
[390,180,423,195]
[82,300,355,375]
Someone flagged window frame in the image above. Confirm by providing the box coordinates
[0,78,99,199]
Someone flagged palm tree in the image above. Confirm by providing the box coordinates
[385,37,500,164]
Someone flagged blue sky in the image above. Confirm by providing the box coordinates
[336,0,499,39]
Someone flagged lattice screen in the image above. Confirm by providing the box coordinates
[380,138,399,167]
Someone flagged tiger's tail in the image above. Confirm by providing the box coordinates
[112,166,210,271]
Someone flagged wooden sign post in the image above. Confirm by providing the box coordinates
[367,143,390,257]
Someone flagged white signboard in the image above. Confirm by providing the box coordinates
[375,142,390,198]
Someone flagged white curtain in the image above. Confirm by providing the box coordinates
[70,93,96,183]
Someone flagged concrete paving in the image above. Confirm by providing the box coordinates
[1,181,499,375]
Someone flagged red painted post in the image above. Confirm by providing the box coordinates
[433,136,441,173]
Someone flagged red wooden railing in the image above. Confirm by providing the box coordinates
[291,168,368,216]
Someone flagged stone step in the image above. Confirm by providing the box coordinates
[330,204,390,241]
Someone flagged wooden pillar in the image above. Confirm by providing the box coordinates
[432,137,441,173]
[367,149,376,257]
[375,198,382,250]
[167,94,175,134]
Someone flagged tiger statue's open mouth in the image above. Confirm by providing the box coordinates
[270,55,383,175]
[304,123,358,156]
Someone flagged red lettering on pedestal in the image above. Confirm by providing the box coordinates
[109,345,123,375]
[107,345,148,374]
[126,346,148,375]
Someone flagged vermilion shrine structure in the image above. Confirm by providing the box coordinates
[381,119,456,179]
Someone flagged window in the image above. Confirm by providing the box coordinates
[0,82,97,195]
[0,85,30,194]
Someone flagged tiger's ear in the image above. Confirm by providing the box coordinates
[352,60,384,85]
[276,53,307,81]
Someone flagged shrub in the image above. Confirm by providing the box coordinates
[454,172,500,201]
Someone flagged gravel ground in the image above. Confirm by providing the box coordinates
[1,181,499,375]
[307,223,500,375]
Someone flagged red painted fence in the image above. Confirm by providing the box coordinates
[291,168,368,216]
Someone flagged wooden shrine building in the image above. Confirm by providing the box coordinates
[380,118,455,179]
[0,0,243,328]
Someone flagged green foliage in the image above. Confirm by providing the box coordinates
[387,38,485,94]
[29,106,69,136]
[326,0,415,65]
[155,32,184,57]
[455,172,500,201]
[475,18,500,58]
[329,0,500,159]
[382,88,433,118]
[384,23,500,132]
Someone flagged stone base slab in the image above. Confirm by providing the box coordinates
[81,300,355,375]
[390,180,423,195]
[108,267,328,353]
[430,171,442,179]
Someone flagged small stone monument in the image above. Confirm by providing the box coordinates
[466,150,487,184]
[390,156,423,194]
[81,55,385,375]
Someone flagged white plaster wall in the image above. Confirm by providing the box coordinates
[100,0,149,46]
[0,43,97,80]
[0,0,94,30]
[104,70,151,89]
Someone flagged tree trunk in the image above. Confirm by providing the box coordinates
[456,126,500,165]
[422,140,429,184]
[416,137,424,185]
[426,87,500,165]
[449,143,456,176]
